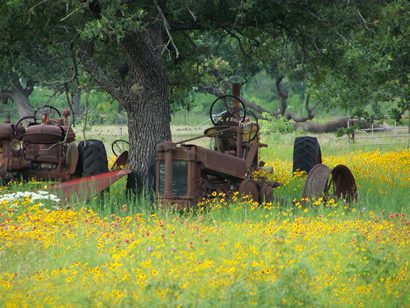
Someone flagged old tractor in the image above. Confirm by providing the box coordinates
[1,94,357,206]
[0,105,130,199]
[155,86,357,208]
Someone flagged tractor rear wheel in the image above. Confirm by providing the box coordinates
[76,140,108,177]
[292,136,322,174]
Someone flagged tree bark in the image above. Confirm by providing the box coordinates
[11,87,35,118]
[3,73,35,118]
[72,88,81,115]
[80,22,171,185]
[275,76,288,116]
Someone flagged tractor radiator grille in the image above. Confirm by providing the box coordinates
[159,160,188,197]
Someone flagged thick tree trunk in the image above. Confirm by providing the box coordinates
[121,26,171,185]
[11,87,34,118]
[126,94,171,185]
[80,22,171,186]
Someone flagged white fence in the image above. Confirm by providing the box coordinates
[347,119,409,150]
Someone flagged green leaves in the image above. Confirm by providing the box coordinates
[80,5,145,43]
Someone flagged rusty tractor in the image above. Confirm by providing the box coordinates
[0,105,130,199]
[1,93,357,206]
[155,85,357,208]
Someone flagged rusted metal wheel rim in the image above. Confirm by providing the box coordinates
[327,165,357,202]
[239,179,259,202]
[303,164,357,202]
[111,151,129,170]
[259,183,274,203]
[302,164,331,199]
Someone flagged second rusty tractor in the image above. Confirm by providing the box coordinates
[0,105,130,199]
[154,87,357,208]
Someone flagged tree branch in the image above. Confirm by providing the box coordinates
[198,85,273,116]
[284,94,319,122]
[79,40,127,102]
[22,79,35,96]
[197,85,224,97]
[169,7,200,31]
[209,69,231,92]
[10,71,23,90]
[275,76,288,116]
[223,28,248,58]
[155,1,180,59]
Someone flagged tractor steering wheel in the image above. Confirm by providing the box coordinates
[111,140,129,157]
[34,105,62,120]
[13,116,37,137]
[242,110,259,143]
[209,95,246,126]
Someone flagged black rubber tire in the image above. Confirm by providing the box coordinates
[76,140,108,176]
[292,136,322,174]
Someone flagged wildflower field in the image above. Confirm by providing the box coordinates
[0,147,409,307]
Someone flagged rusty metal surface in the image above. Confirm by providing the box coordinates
[260,182,274,203]
[111,140,129,157]
[157,142,248,180]
[303,163,358,202]
[196,146,247,179]
[245,142,259,170]
[66,143,79,175]
[302,164,331,199]
[0,124,13,140]
[0,108,116,193]
[155,84,270,207]
[112,151,128,170]
[330,165,357,201]
[239,179,259,202]
[49,169,131,201]
[21,124,64,144]
[24,143,61,164]
[63,127,76,143]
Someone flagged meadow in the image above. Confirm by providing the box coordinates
[0,130,409,307]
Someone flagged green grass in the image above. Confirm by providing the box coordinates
[0,127,409,307]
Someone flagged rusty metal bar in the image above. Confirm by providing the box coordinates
[175,126,237,145]
[163,150,173,198]
[236,125,242,157]
[232,83,241,121]
[49,169,131,201]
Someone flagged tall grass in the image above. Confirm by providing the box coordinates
[0,136,408,307]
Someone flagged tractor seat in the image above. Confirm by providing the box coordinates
[203,123,258,143]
